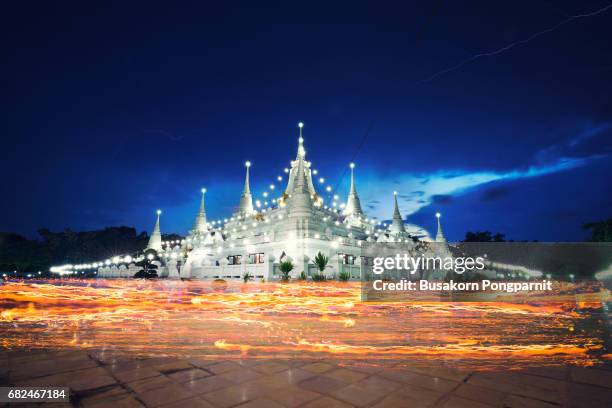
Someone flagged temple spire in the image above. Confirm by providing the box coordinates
[389,192,406,234]
[345,162,363,217]
[435,212,447,243]
[192,188,208,233]
[147,210,162,251]
[288,154,313,217]
[238,161,254,215]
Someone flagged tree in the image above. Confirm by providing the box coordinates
[583,218,612,242]
[134,250,159,279]
[279,260,294,282]
[313,252,329,281]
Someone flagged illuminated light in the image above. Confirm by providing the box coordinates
[298,122,304,128]
[314,233,320,239]
[252,222,257,227]
[201,188,207,194]
[331,241,339,248]
[319,178,325,183]
[270,184,275,190]
[245,161,251,167]
[255,200,261,208]
[284,168,289,173]
[157,209,162,215]
[393,191,397,196]
[277,176,282,181]
[436,212,441,218]
[264,201,268,206]
[242,225,247,230]
[350,162,355,169]
[333,195,339,200]
[326,186,332,192]
[171,253,178,259]
[146,254,154,260]
[105,260,111,266]
[313,169,318,175]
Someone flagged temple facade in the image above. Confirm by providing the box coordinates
[98,123,446,280]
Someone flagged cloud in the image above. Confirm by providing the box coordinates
[431,194,452,204]
[358,154,604,221]
[480,186,510,201]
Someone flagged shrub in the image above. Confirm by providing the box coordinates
[299,271,307,280]
[311,273,326,282]
[242,271,252,283]
[338,271,351,281]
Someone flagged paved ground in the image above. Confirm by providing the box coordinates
[1,350,611,407]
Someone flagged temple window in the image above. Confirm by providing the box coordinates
[227,255,242,265]
[249,253,265,264]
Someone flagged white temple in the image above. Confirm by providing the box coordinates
[98,123,447,280]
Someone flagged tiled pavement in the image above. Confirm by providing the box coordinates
[1,350,611,407]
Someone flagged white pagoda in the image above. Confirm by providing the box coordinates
[99,123,445,280]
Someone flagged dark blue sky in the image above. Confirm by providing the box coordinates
[2,1,611,241]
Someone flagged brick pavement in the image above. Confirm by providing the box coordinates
[1,350,611,407]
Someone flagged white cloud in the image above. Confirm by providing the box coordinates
[360,155,599,221]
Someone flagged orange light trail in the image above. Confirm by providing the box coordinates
[0,279,608,370]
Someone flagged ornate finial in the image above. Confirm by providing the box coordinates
[435,212,447,243]
[296,123,306,158]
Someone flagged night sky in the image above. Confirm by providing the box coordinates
[2,1,611,242]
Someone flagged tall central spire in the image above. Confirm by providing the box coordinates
[288,153,313,217]
[192,188,208,233]
[284,122,316,197]
[389,192,406,234]
[147,210,163,251]
[238,161,254,216]
[345,162,363,217]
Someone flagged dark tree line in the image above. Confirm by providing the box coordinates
[583,218,612,242]
[0,227,179,273]
[463,217,611,243]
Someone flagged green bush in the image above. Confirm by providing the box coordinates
[299,271,307,280]
[242,271,252,283]
[338,271,351,281]
[311,273,326,282]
